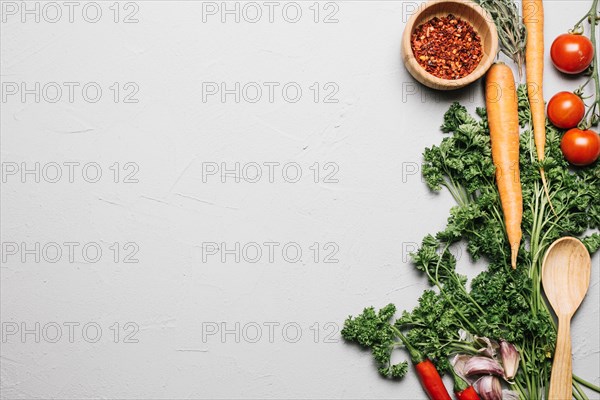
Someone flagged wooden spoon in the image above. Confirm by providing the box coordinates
[542,237,591,400]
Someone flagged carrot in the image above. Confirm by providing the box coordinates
[485,63,523,269]
[523,0,545,161]
[523,0,553,211]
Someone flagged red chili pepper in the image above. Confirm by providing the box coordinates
[415,359,452,400]
[450,365,480,400]
[395,328,452,400]
[455,386,481,400]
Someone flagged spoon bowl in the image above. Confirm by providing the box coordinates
[542,237,591,400]
[542,237,591,318]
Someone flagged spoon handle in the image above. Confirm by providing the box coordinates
[549,317,572,400]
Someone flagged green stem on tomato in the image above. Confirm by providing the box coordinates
[574,0,600,129]
[571,0,598,32]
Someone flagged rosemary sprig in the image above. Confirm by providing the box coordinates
[473,0,527,75]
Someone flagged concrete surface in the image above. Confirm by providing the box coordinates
[1,1,598,399]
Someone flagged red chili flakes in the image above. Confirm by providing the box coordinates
[411,14,483,80]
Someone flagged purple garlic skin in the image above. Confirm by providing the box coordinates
[475,376,502,400]
[500,340,520,380]
[464,356,505,377]
[475,336,499,358]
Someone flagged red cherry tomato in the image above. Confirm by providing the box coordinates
[547,92,585,129]
[560,129,600,166]
[551,34,594,74]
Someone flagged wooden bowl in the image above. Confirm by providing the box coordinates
[401,0,499,90]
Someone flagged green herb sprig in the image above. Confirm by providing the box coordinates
[473,0,527,75]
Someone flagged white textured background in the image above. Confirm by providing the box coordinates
[1,1,598,399]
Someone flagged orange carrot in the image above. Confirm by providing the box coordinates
[523,0,545,160]
[523,0,553,210]
[486,63,523,269]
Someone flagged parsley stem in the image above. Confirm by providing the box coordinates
[573,374,600,393]
[520,347,533,398]
[574,380,590,400]
[426,243,478,333]
[436,239,487,315]
[391,326,423,364]
[447,342,478,354]
[544,364,550,399]
[513,380,527,400]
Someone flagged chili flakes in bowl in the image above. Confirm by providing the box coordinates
[411,14,483,80]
